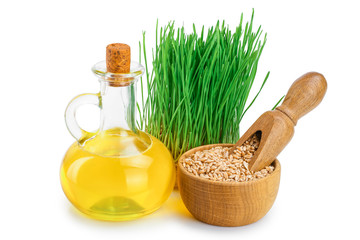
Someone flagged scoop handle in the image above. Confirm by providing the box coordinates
[276,72,327,125]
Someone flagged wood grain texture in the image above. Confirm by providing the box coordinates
[178,144,281,227]
[231,72,327,172]
[276,72,327,125]
[245,110,294,172]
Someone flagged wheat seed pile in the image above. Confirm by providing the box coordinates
[182,134,274,182]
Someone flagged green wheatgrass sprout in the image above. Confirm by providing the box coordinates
[138,11,270,161]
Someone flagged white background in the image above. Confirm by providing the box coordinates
[1,0,359,239]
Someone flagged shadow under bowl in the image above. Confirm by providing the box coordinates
[177,143,281,227]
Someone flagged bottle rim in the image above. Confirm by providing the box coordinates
[91,61,145,84]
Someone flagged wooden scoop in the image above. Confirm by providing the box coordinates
[231,72,327,172]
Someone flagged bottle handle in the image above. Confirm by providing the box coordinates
[65,93,100,143]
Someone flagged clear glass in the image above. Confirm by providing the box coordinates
[60,61,175,221]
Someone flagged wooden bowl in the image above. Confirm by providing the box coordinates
[177,144,281,227]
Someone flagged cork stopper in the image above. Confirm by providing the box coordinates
[106,43,131,86]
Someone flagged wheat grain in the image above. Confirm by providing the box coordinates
[182,134,274,182]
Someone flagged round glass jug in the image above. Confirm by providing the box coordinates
[60,60,175,221]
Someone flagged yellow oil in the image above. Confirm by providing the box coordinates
[60,129,175,221]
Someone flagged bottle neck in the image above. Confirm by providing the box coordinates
[99,81,137,133]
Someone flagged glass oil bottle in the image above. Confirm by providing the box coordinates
[60,43,175,221]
